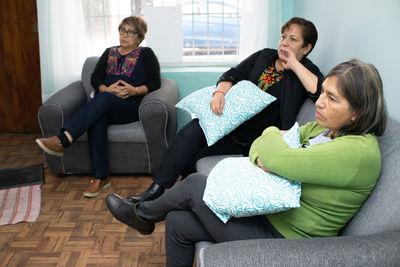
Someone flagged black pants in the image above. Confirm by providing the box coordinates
[153,119,249,188]
[63,92,140,178]
[138,173,283,267]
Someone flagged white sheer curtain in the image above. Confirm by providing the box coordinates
[239,0,268,60]
[37,0,104,102]
[37,0,86,102]
[239,0,282,60]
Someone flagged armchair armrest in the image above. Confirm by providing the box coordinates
[38,81,87,137]
[139,78,179,173]
[201,232,400,267]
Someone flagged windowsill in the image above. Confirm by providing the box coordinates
[161,60,237,72]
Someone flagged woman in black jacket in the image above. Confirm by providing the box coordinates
[128,17,324,203]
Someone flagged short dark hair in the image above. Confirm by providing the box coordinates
[281,17,318,56]
[118,16,147,42]
[326,59,387,137]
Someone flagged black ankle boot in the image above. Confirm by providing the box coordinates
[127,182,165,203]
[106,194,155,235]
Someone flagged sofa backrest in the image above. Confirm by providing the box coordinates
[81,56,99,101]
[341,118,400,236]
[295,98,316,126]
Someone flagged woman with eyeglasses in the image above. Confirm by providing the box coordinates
[36,16,161,197]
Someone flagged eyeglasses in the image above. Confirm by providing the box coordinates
[119,28,137,38]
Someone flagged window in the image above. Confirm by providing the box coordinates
[82,0,241,62]
[166,0,240,60]
[37,0,271,101]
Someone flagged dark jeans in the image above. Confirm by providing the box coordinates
[138,173,283,267]
[63,92,140,178]
[153,119,250,188]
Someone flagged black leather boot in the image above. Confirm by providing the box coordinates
[127,182,165,203]
[106,194,155,235]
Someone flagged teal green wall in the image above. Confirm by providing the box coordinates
[267,0,295,49]
[267,1,281,49]
[282,0,294,24]
[293,0,400,122]
[162,67,225,130]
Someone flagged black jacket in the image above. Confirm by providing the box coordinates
[218,48,324,144]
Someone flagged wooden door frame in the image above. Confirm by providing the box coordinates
[0,0,42,133]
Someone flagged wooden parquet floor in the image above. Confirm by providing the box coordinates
[0,134,168,267]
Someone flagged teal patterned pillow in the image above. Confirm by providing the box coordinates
[175,80,276,146]
[202,123,301,223]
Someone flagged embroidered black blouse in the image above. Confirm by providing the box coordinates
[90,46,161,98]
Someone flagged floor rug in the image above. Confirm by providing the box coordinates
[0,164,44,226]
[0,184,42,225]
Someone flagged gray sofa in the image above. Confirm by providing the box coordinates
[195,98,400,266]
[37,57,179,176]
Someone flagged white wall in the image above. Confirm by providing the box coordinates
[293,0,400,121]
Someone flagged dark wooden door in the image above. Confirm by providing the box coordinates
[0,0,42,132]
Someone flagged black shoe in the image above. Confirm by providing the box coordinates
[126,182,165,203]
[106,193,155,235]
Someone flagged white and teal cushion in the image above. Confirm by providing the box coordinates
[202,123,301,223]
[175,80,276,146]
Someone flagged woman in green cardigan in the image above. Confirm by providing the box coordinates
[106,59,388,266]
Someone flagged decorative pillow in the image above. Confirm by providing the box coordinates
[202,123,301,223]
[175,80,276,146]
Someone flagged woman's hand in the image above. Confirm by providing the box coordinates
[101,80,129,98]
[210,81,232,115]
[210,93,225,115]
[118,80,136,98]
[278,48,319,94]
[256,158,276,174]
[104,80,144,99]
[279,48,299,71]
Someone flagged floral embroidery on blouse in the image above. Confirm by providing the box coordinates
[257,64,283,92]
[106,46,141,77]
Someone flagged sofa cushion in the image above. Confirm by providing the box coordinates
[341,118,400,236]
[200,232,400,267]
[76,121,146,143]
[196,154,242,176]
[176,80,276,146]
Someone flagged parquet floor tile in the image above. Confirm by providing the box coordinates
[0,134,169,266]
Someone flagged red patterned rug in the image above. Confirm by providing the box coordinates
[0,184,42,226]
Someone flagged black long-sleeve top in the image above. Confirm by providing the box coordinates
[90,46,161,99]
[218,48,324,145]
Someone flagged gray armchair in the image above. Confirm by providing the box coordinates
[37,57,179,176]
[196,99,400,266]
